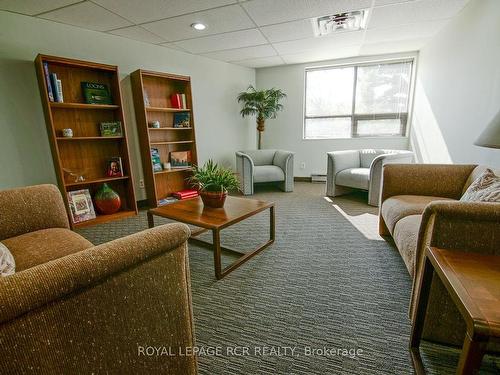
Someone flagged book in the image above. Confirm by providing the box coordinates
[170,93,181,109]
[151,147,163,172]
[172,189,198,200]
[173,112,190,128]
[181,93,186,109]
[100,121,123,136]
[170,151,191,168]
[81,82,112,104]
[67,189,96,223]
[55,79,64,103]
[43,62,54,102]
[106,157,123,177]
[50,73,59,102]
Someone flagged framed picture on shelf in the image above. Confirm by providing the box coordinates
[67,189,96,223]
[170,151,191,168]
[81,82,112,104]
[173,112,190,128]
[107,157,123,177]
[100,121,122,136]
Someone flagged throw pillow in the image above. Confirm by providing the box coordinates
[0,242,15,276]
[461,168,500,202]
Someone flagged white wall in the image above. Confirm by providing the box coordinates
[0,11,255,199]
[410,0,500,167]
[255,53,415,177]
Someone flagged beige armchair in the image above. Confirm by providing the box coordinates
[326,149,414,206]
[0,184,197,374]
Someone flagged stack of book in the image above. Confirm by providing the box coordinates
[170,93,187,109]
[172,189,198,200]
[43,62,64,103]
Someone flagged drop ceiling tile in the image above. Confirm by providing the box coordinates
[260,19,315,43]
[374,0,417,6]
[273,30,364,55]
[0,0,80,15]
[365,20,447,44]
[242,0,372,26]
[234,55,284,68]
[280,45,361,64]
[174,29,267,54]
[142,4,255,42]
[368,0,469,29]
[109,26,166,44]
[359,38,430,55]
[160,43,189,52]
[93,0,237,24]
[39,2,132,31]
[203,44,276,62]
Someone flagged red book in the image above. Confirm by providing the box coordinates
[173,189,199,199]
[170,93,181,109]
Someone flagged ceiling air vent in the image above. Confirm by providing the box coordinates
[312,10,369,36]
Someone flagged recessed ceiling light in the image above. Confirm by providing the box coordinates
[191,23,206,31]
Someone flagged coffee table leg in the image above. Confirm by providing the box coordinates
[270,205,275,242]
[147,212,154,229]
[213,229,222,280]
[457,333,486,375]
[409,256,434,375]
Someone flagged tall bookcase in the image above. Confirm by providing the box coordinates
[34,54,137,228]
[131,69,198,208]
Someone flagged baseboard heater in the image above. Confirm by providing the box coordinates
[311,174,327,183]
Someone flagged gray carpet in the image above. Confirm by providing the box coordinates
[77,182,500,374]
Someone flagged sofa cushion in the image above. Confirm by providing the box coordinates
[461,168,500,202]
[393,214,421,276]
[0,242,15,276]
[381,195,455,234]
[254,165,285,183]
[336,168,370,190]
[2,228,93,271]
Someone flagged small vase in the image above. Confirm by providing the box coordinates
[94,183,121,214]
[200,190,227,208]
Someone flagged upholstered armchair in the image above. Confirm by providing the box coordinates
[326,149,414,206]
[236,149,294,195]
[0,184,197,374]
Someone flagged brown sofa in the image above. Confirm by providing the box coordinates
[0,184,197,374]
[379,164,500,349]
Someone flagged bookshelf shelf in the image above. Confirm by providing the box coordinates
[131,69,198,208]
[35,54,138,228]
[146,106,190,112]
[50,102,120,110]
[56,136,124,141]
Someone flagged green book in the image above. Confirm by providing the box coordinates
[81,82,112,104]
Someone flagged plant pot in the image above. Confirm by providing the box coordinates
[94,183,121,214]
[200,190,227,208]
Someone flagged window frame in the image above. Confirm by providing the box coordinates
[303,58,415,140]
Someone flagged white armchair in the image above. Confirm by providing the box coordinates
[326,149,414,206]
[236,149,294,195]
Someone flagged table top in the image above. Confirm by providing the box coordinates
[148,196,274,230]
[426,247,500,338]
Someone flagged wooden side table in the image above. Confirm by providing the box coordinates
[410,247,500,375]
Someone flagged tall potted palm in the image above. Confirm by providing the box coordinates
[237,85,286,149]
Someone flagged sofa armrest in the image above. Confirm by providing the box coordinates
[368,152,414,206]
[326,150,360,196]
[273,150,294,192]
[236,151,255,195]
[0,223,196,373]
[380,164,477,204]
[0,184,69,241]
[409,201,500,320]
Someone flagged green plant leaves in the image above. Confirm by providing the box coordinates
[237,85,286,121]
[189,159,240,193]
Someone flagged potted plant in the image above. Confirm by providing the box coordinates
[237,85,286,149]
[189,160,240,208]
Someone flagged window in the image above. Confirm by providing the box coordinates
[304,60,413,139]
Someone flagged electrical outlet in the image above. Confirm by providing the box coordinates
[300,162,306,169]
[139,179,145,189]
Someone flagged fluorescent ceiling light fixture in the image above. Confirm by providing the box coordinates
[312,10,369,36]
[191,23,206,31]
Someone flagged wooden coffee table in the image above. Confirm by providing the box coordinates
[148,196,275,279]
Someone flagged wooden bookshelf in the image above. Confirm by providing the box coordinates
[131,69,198,207]
[34,54,138,228]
